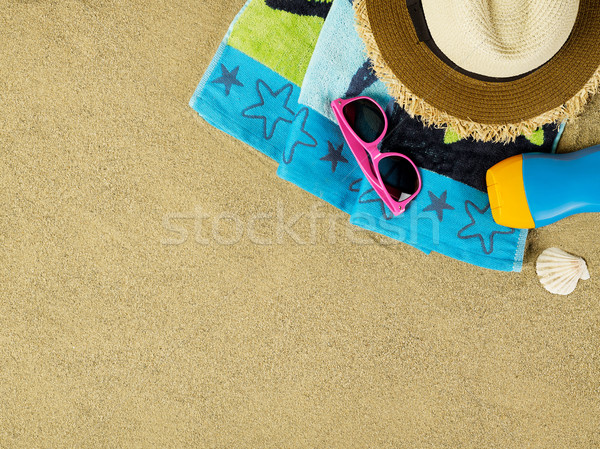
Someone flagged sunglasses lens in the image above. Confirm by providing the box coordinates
[377,156,420,201]
[342,99,385,143]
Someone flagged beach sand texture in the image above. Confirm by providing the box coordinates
[1,0,599,447]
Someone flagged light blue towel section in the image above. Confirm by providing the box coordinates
[190,0,529,271]
[299,0,390,121]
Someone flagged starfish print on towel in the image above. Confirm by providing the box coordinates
[349,178,393,221]
[211,64,244,96]
[457,201,515,255]
[422,190,454,222]
[283,107,317,164]
[242,80,295,140]
[320,141,348,173]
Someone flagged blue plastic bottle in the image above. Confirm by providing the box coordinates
[486,145,600,229]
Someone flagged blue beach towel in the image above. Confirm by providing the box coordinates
[189,0,561,271]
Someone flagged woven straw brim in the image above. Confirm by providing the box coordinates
[355,0,600,142]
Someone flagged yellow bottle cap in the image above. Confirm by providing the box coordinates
[486,155,535,229]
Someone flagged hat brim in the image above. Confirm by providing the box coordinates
[356,0,600,142]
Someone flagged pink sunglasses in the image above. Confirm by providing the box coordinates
[331,96,422,216]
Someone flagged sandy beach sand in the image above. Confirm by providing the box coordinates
[1,0,599,447]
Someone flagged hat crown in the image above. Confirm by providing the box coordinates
[421,0,580,78]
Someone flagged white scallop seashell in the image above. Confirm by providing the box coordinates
[536,248,590,295]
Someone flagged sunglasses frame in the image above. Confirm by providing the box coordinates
[331,96,422,216]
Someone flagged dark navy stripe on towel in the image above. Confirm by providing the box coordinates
[265,0,331,19]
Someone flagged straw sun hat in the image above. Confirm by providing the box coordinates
[354,0,600,142]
